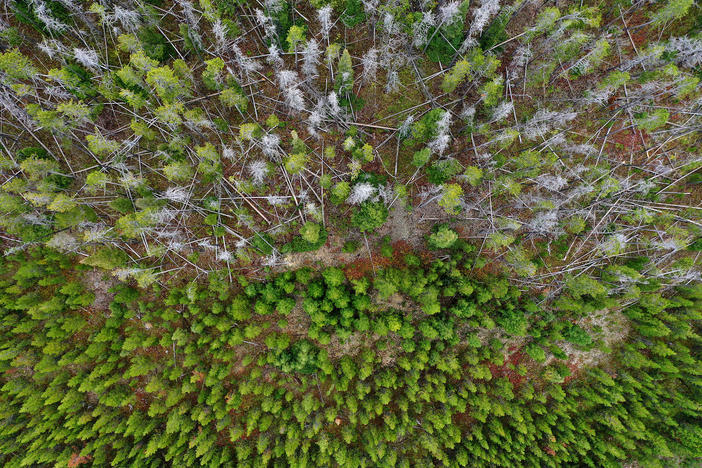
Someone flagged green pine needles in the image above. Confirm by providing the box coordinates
[0,0,701,466]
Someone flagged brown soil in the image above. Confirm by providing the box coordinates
[548,308,630,375]
[344,240,413,280]
[83,269,118,313]
[326,331,371,360]
[486,345,528,387]
[68,453,92,467]
[284,297,311,337]
[379,198,427,247]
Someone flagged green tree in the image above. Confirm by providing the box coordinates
[300,221,321,244]
[0,48,36,80]
[341,0,366,27]
[352,201,388,232]
[438,184,463,214]
[81,247,129,269]
[146,65,189,102]
[336,49,354,95]
[428,225,458,249]
[425,1,470,63]
[651,0,694,25]
[286,25,306,53]
[331,182,351,204]
[195,142,222,180]
[202,57,225,90]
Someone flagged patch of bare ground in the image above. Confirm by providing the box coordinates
[326,331,403,366]
[605,122,653,164]
[490,346,529,387]
[68,453,92,467]
[278,234,365,271]
[469,307,630,385]
[326,332,372,360]
[550,308,631,374]
[344,240,416,279]
[326,291,416,362]
[474,329,532,363]
[474,326,528,349]
[375,292,415,313]
[83,269,118,312]
[376,335,403,366]
[278,194,457,276]
[378,198,427,247]
[284,297,311,338]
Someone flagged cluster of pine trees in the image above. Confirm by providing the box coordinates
[0,245,699,466]
[0,0,700,466]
